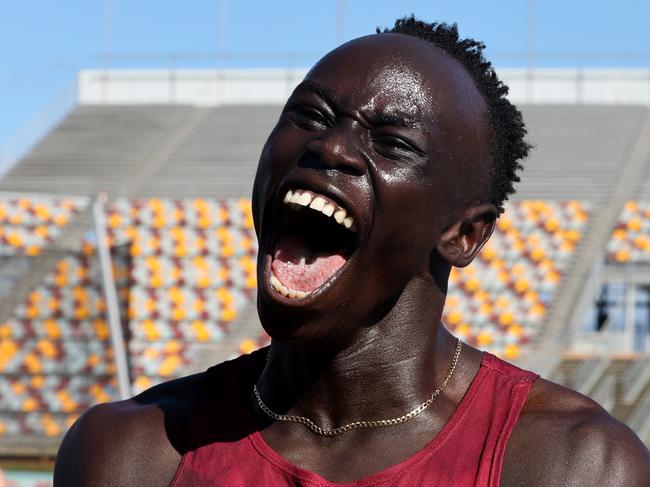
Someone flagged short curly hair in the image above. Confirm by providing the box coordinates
[378,16,531,213]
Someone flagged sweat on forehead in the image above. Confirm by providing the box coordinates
[303,33,490,134]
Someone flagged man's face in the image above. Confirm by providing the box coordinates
[252,33,490,346]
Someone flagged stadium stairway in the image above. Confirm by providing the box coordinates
[137,105,282,198]
[0,106,199,198]
[119,108,214,198]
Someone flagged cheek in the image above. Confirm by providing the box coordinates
[370,162,457,265]
[264,125,311,176]
[253,125,306,222]
[373,179,437,264]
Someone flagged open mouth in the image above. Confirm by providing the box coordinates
[269,189,358,300]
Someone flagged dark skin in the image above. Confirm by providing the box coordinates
[54,33,650,486]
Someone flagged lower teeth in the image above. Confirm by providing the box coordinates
[270,273,309,299]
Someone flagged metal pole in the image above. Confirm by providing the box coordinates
[102,0,113,103]
[526,0,536,103]
[625,271,636,353]
[216,0,228,105]
[219,0,228,57]
[336,0,347,45]
[576,53,584,104]
[93,193,131,399]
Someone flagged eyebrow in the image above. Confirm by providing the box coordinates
[366,113,425,130]
[293,80,341,110]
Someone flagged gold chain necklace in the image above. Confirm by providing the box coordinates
[253,338,462,437]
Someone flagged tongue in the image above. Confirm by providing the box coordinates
[272,235,347,293]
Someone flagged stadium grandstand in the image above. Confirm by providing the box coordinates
[0,65,650,479]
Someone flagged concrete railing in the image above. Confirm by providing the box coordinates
[78,68,650,107]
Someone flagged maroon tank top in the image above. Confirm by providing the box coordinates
[170,347,538,486]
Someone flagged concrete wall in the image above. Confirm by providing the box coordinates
[78,68,650,106]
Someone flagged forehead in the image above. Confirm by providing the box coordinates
[303,33,488,129]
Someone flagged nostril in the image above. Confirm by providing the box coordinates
[301,136,365,176]
[297,149,325,171]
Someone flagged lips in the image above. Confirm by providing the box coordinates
[267,188,358,300]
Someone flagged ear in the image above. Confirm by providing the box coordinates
[436,203,498,268]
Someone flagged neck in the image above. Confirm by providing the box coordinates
[255,276,460,431]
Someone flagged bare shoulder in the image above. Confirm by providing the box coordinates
[502,377,650,487]
[53,372,204,487]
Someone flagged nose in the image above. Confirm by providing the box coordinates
[303,119,365,176]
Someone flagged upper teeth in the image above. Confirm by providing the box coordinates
[283,189,355,231]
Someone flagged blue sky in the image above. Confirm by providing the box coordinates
[1,0,649,155]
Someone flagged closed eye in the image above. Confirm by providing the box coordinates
[286,104,331,131]
[371,134,423,159]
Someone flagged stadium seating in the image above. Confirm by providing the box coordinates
[12,193,650,441]
[0,194,124,438]
[6,197,650,454]
[0,195,86,256]
[606,201,650,263]
[0,195,259,436]
[105,197,257,392]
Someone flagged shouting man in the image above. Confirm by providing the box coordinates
[55,17,650,486]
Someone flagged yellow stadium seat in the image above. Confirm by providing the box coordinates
[22,397,38,412]
[37,340,57,359]
[464,278,480,292]
[514,279,530,293]
[142,320,160,341]
[93,319,109,340]
[476,331,493,347]
[192,320,210,341]
[446,310,463,326]
[624,201,639,212]
[0,324,11,339]
[11,381,25,395]
[107,213,122,228]
[239,339,257,355]
[503,344,520,360]
[164,341,182,353]
[627,218,642,232]
[134,376,152,392]
[221,307,237,322]
[24,353,42,373]
[44,319,61,339]
[498,312,515,326]
[159,355,181,377]
[455,323,472,338]
[171,307,187,321]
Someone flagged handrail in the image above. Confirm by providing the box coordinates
[93,193,131,400]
